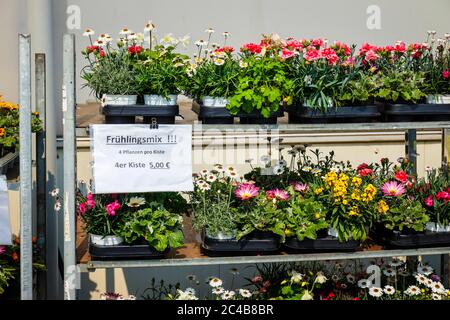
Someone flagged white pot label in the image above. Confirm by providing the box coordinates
[0,175,12,245]
[91,124,193,193]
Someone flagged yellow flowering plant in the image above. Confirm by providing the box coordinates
[0,95,42,156]
[312,170,378,241]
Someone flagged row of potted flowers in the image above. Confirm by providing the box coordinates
[75,148,450,258]
[105,260,449,300]
[81,21,450,124]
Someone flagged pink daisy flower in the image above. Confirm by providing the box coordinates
[381,181,406,197]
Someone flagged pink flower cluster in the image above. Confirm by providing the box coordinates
[424,189,450,207]
[266,189,289,201]
[443,70,450,80]
[106,200,121,217]
[78,193,96,215]
[359,41,429,63]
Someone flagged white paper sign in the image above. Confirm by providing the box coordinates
[0,175,12,245]
[91,125,193,193]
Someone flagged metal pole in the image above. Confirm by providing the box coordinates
[19,34,33,300]
[405,129,417,175]
[35,53,47,299]
[63,34,77,300]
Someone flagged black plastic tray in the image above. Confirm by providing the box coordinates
[382,103,450,122]
[288,105,381,124]
[89,242,168,260]
[102,104,179,124]
[201,231,281,254]
[192,104,235,124]
[372,226,450,249]
[284,237,361,252]
[238,108,285,125]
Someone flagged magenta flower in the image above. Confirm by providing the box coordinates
[381,181,406,197]
[105,200,121,217]
[79,202,87,215]
[235,184,260,200]
[424,195,434,207]
[292,182,309,194]
[86,193,96,209]
[266,189,289,201]
[0,246,6,255]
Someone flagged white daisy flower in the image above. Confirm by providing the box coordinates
[98,33,110,40]
[196,179,206,186]
[415,274,428,285]
[417,265,433,276]
[205,27,215,34]
[260,155,271,163]
[213,58,225,66]
[212,287,224,295]
[368,287,383,298]
[185,288,196,295]
[199,169,210,176]
[383,285,395,295]
[221,290,235,300]
[94,40,106,47]
[239,60,248,68]
[54,202,62,212]
[357,279,370,289]
[431,281,446,294]
[239,289,252,298]
[311,168,322,175]
[389,258,404,267]
[144,21,156,32]
[195,39,208,47]
[272,165,284,175]
[214,164,225,172]
[120,28,132,35]
[383,267,396,277]
[425,278,434,288]
[199,183,211,191]
[340,283,348,289]
[206,174,217,183]
[127,295,136,300]
[432,293,442,300]
[209,277,223,288]
[332,275,340,283]
[128,33,138,41]
[50,188,60,197]
[83,28,95,37]
[346,274,356,284]
[405,285,420,296]
[178,35,190,47]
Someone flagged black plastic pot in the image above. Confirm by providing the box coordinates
[284,235,361,252]
[0,151,19,175]
[288,104,381,124]
[192,104,235,124]
[372,224,450,249]
[102,105,179,124]
[89,242,168,260]
[238,108,285,125]
[382,103,450,122]
[201,231,281,255]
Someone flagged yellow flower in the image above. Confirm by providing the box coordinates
[349,206,360,217]
[0,128,5,137]
[377,200,389,214]
[314,188,324,195]
[339,173,349,182]
[284,229,294,237]
[352,177,362,187]
[342,199,348,205]
[314,213,321,219]
[325,172,338,186]
[351,191,361,201]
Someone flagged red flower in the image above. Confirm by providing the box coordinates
[304,48,321,61]
[357,163,369,171]
[358,167,374,177]
[281,48,295,59]
[79,202,87,215]
[86,45,100,54]
[128,45,143,55]
[394,41,406,53]
[12,251,19,261]
[321,48,339,64]
[285,39,303,51]
[99,50,105,58]
[352,297,361,301]
[241,43,262,54]
[311,38,325,48]
[332,41,351,56]
[443,70,450,80]
[359,43,376,55]
[436,191,450,202]
[216,46,235,54]
[105,200,121,217]
[424,195,434,207]
[364,49,379,62]
[251,275,262,283]
[394,170,409,184]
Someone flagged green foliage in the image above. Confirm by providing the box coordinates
[187,56,240,101]
[381,198,429,232]
[373,70,427,103]
[119,206,184,252]
[228,56,294,118]
[336,71,380,105]
[283,195,328,241]
[135,46,189,97]
[81,48,139,99]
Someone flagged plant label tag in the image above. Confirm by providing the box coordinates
[90,124,193,193]
[0,175,12,245]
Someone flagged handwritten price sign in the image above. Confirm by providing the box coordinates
[91,125,193,193]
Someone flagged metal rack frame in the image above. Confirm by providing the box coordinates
[60,34,450,300]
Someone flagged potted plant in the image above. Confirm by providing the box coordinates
[81,30,140,107]
[289,39,380,123]
[0,95,42,174]
[187,30,239,124]
[228,34,294,124]
[422,32,450,104]
[190,167,240,241]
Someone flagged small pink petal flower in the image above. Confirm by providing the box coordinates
[266,189,289,201]
[235,184,260,200]
[0,246,6,255]
[292,182,309,193]
[79,202,87,214]
[381,181,406,197]
[105,200,121,217]
[424,195,434,207]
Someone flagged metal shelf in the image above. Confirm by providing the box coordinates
[79,246,450,272]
